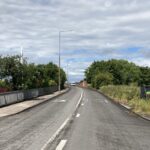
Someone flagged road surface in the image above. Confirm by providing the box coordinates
[0,87,82,150]
[54,88,150,150]
[0,87,150,150]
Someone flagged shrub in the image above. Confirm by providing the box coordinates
[92,72,113,89]
[0,80,6,87]
[48,80,57,86]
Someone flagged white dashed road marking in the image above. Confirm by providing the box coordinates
[56,140,67,150]
[76,113,80,118]
[53,100,67,103]
[104,100,108,104]
[60,100,66,102]
[41,91,84,150]
[41,118,69,150]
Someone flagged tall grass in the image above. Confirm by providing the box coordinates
[100,85,150,115]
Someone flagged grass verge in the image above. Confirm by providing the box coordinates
[100,85,150,116]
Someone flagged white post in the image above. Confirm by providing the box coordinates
[20,46,23,64]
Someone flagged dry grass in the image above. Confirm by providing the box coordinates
[100,85,150,115]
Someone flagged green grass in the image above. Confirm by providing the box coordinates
[146,91,150,95]
[100,85,150,115]
[129,99,150,115]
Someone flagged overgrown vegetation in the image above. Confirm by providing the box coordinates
[100,85,140,101]
[85,59,150,89]
[0,55,66,91]
[101,85,150,115]
[85,59,150,115]
[91,72,113,89]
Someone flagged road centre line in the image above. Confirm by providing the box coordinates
[41,90,83,150]
[56,140,67,150]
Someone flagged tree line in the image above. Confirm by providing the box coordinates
[0,55,66,91]
[85,59,150,89]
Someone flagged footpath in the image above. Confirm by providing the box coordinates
[0,88,69,118]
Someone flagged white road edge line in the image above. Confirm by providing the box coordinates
[41,90,83,150]
[56,140,67,150]
[76,113,80,118]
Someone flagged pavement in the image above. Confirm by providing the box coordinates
[0,88,69,118]
[0,87,150,150]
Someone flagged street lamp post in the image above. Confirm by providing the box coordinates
[20,46,24,89]
[58,30,72,92]
[58,32,61,92]
[67,62,69,86]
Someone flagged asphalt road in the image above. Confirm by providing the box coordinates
[61,88,150,150]
[0,87,82,150]
[1,87,150,150]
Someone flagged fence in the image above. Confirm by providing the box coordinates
[140,85,150,99]
[0,86,58,107]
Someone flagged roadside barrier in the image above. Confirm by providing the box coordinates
[0,86,58,107]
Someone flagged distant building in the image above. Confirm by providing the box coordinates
[79,80,88,88]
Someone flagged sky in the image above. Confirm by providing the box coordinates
[0,0,150,82]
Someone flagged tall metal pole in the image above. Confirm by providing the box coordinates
[20,46,24,89]
[58,30,73,92]
[67,62,69,86]
[58,32,61,92]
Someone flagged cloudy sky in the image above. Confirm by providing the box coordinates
[0,0,150,82]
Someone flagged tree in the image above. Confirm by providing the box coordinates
[92,72,113,89]
[139,67,150,85]
[0,55,25,90]
[0,55,67,91]
[60,68,67,89]
[85,59,143,87]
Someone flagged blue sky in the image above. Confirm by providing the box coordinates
[0,0,150,82]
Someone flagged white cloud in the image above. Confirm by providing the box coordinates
[0,0,150,81]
